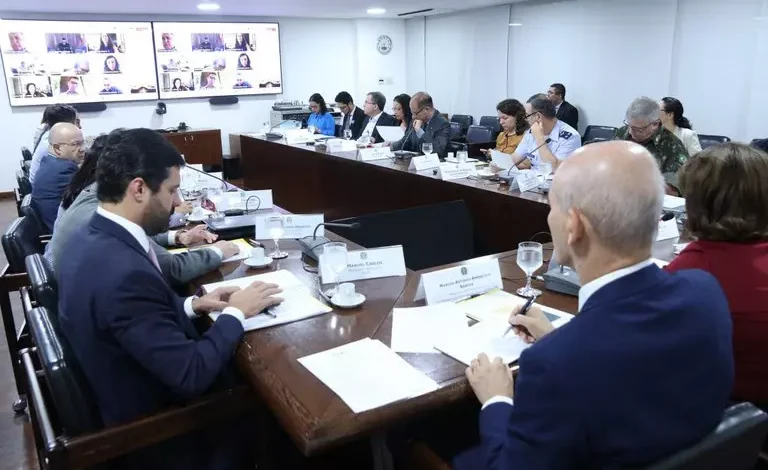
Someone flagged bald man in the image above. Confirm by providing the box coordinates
[456,141,733,469]
[391,91,451,159]
[31,122,84,232]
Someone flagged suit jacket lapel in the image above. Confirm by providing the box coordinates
[90,213,166,282]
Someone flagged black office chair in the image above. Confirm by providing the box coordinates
[25,254,58,314]
[449,122,462,140]
[20,194,49,236]
[478,116,501,136]
[698,134,731,150]
[642,402,768,470]
[466,125,494,144]
[2,216,45,274]
[751,138,768,152]
[582,125,618,144]
[450,115,474,135]
[21,147,32,162]
[21,159,31,176]
[17,170,31,197]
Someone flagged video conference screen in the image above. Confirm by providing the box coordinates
[153,22,283,99]
[0,20,158,107]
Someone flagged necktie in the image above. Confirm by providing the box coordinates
[147,245,161,272]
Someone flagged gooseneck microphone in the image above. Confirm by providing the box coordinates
[508,138,553,175]
[298,222,362,260]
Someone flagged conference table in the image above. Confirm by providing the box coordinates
[194,211,681,459]
[235,134,551,255]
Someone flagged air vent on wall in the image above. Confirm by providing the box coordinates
[397,8,434,17]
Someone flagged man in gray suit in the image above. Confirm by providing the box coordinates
[392,92,452,160]
[50,182,238,287]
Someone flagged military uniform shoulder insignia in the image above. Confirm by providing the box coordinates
[559,130,572,140]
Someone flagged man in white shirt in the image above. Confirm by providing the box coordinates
[455,140,732,469]
[511,94,581,171]
[359,91,397,143]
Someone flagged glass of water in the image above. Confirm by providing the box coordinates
[266,215,288,259]
[457,150,469,163]
[343,129,353,140]
[537,162,553,179]
[422,142,433,155]
[323,242,348,297]
[307,125,316,135]
[516,241,543,298]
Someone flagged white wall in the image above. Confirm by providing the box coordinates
[410,0,768,140]
[0,13,405,190]
[405,17,425,93]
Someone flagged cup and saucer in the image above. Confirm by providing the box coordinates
[244,247,273,269]
[330,283,366,309]
[187,207,212,223]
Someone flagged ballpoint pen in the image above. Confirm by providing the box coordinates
[503,295,538,337]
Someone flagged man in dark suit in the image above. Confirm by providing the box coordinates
[548,83,579,130]
[359,91,398,143]
[334,91,366,140]
[455,140,733,470]
[58,128,284,469]
[392,92,452,160]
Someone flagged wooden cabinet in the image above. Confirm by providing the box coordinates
[160,129,222,166]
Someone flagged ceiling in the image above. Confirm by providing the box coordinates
[0,0,527,19]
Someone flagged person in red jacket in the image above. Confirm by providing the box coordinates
[665,142,768,407]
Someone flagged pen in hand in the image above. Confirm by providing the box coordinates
[503,295,538,337]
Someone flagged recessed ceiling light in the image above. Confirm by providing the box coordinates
[508,23,523,26]
[197,2,220,11]
[367,7,386,15]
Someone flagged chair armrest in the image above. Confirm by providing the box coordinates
[60,385,256,469]
[21,347,60,453]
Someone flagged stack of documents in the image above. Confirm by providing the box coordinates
[299,338,439,413]
[205,270,332,331]
[390,303,469,354]
[169,238,253,263]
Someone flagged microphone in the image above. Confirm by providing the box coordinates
[298,221,362,261]
[266,120,298,140]
[660,212,675,222]
[183,161,236,192]
[507,138,553,176]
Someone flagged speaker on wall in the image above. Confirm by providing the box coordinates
[73,102,107,113]
[209,96,239,106]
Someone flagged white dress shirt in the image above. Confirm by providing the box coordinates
[361,111,382,138]
[482,258,655,410]
[514,119,581,168]
[95,206,244,323]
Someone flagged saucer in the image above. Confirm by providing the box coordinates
[477,169,496,179]
[187,211,213,222]
[330,292,366,309]
[244,257,273,268]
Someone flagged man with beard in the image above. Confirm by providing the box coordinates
[58,128,284,469]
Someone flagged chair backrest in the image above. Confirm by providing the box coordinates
[333,200,475,271]
[22,159,31,176]
[478,116,501,135]
[450,114,474,134]
[16,170,31,197]
[582,125,618,144]
[448,121,462,140]
[466,125,494,144]
[698,134,731,150]
[641,402,768,470]
[26,306,103,436]
[21,146,32,161]
[20,194,47,235]
[25,254,58,314]
[2,216,44,273]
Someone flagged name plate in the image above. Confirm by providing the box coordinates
[225,190,274,211]
[409,154,441,171]
[358,147,393,161]
[415,258,503,305]
[327,139,358,152]
[438,162,477,181]
[509,169,539,193]
[254,213,324,240]
[319,245,406,283]
[656,218,680,241]
[285,129,313,145]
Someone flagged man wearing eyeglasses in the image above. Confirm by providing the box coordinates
[615,97,689,196]
[392,91,451,159]
[31,122,84,232]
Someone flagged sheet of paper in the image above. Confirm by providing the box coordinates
[673,242,690,254]
[458,289,573,328]
[298,338,439,413]
[375,125,405,143]
[445,157,480,164]
[663,195,686,211]
[434,318,531,366]
[168,238,253,263]
[390,303,470,354]
[206,270,332,331]
[490,149,516,170]
[656,218,680,241]
[652,258,669,268]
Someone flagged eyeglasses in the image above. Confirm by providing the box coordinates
[624,120,660,134]
[55,140,85,148]
[410,107,425,115]
[525,112,539,119]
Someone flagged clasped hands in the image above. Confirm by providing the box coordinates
[466,303,555,404]
[176,225,240,259]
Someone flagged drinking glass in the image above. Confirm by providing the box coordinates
[457,150,468,163]
[323,242,348,297]
[537,162,553,178]
[343,129,353,140]
[516,241,543,297]
[307,125,316,135]
[266,215,288,259]
[422,142,433,155]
